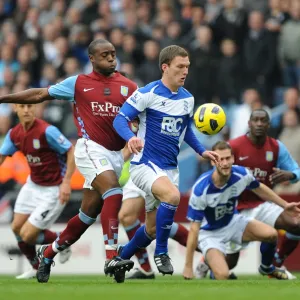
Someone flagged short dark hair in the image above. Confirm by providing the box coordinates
[212,141,232,153]
[249,109,270,121]
[88,39,110,55]
[159,45,189,72]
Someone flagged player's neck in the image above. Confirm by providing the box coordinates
[248,134,266,146]
[92,68,115,78]
[212,171,230,188]
[161,78,179,93]
[21,119,35,131]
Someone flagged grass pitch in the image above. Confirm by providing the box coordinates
[0,274,299,300]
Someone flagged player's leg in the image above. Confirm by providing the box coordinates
[119,196,154,278]
[169,222,189,247]
[206,249,229,280]
[273,211,300,269]
[242,219,288,279]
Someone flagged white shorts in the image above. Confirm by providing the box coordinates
[14,177,65,230]
[123,177,146,201]
[75,138,124,189]
[130,161,179,212]
[226,202,284,254]
[199,214,251,258]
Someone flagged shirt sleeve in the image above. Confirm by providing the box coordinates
[184,117,206,155]
[45,126,72,154]
[277,140,300,183]
[245,167,260,189]
[48,75,78,101]
[186,186,207,223]
[0,129,18,156]
[125,89,150,113]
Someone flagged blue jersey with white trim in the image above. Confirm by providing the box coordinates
[187,165,260,230]
[119,80,194,169]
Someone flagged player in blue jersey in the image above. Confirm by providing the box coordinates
[113,45,219,275]
[183,141,300,280]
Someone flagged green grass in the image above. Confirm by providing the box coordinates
[0,275,299,300]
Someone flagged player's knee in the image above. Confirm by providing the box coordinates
[11,222,22,236]
[165,190,180,206]
[213,269,229,280]
[266,228,278,244]
[20,229,38,245]
[118,210,138,227]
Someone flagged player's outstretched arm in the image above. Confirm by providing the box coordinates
[252,183,300,215]
[59,145,76,204]
[183,221,201,280]
[0,88,53,104]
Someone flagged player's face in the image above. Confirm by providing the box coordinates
[89,43,117,76]
[14,104,35,123]
[214,149,234,177]
[248,111,269,137]
[165,56,190,88]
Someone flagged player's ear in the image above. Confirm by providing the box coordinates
[161,63,168,73]
[13,104,18,112]
[89,54,95,64]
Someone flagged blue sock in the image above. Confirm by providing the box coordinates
[260,242,277,267]
[120,225,153,259]
[155,202,178,255]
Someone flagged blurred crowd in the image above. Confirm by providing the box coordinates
[1,0,300,216]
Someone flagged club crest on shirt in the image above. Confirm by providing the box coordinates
[33,139,40,149]
[120,86,129,96]
[266,151,273,162]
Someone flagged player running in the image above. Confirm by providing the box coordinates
[0,104,75,279]
[113,45,219,276]
[120,177,192,279]
[0,39,137,283]
[197,109,300,279]
[183,141,300,280]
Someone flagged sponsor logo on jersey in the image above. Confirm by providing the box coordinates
[266,151,273,162]
[248,167,267,179]
[215,200,234,220]
[26,154,41,164]
[33,139,40,149]
[161,116,183,137]
[120,86,129,96]
[90,102,120,116]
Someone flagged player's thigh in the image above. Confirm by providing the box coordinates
[274,210,300,234]
[11,213,30,235]
[242,219,278,243]
[28,185,64,230]
[145,209,157,237]
[252,202,283,228]
[74,138,123,194]
[119,197,145,226]
[151,176,180,205]
[206,249,229,280]
[19,221,41,244]
[80,188,103,218]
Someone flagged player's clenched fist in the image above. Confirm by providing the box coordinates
[128,136,143,155]
[183,266,194,280]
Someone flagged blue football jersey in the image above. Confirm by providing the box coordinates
[187,165,260,230]
[119,80,194,169]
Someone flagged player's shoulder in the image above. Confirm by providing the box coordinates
[138,80,161,95]
[116,73,137,89]
[267,136,279,147]
[34,118,51,129]
[231,165,248,177]
[192,170,213,197]
[179,86,193,98]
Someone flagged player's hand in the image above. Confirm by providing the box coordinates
[269,168,295,185]
[128,136,143,155]
[183,266,194,280]
[59,181,71,204]
[283,202,300,216]
[201,150,220,164]
[121,143,132,161]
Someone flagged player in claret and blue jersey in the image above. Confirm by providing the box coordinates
[183,141,300,280]
[0,104,75,279]
[113,45,220,275]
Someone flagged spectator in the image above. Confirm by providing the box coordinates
[278,0,300,87]
[243,11,277,105]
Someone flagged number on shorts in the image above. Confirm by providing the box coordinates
[41,210,50,219]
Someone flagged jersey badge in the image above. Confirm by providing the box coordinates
[33,139,40,149]
[266,151,273,162]
[120,86,129,96]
